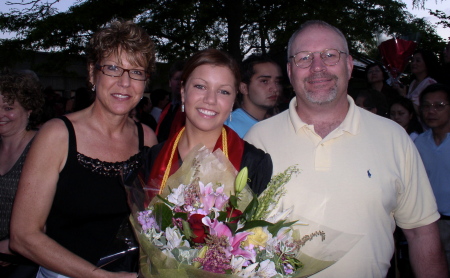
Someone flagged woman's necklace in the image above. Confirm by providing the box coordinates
[159,127,228,193]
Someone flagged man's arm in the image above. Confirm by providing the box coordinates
[402,221,448,278]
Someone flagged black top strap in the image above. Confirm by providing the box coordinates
[59,116,77,156]
[135,121,144,150]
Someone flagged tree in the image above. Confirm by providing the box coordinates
[0,0,446,70]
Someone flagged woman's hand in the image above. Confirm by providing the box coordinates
[392,82,407,96]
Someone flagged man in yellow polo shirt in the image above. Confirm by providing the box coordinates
[245,20,447,277]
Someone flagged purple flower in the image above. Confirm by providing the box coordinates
[138,210,158,231]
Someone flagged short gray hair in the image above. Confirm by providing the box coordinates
[287,20,349,60]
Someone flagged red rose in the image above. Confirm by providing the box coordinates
[226,206,243,223]
[188,214,208,243]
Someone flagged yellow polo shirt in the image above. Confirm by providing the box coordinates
[245,96,439,277]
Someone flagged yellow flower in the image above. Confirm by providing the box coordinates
[242,227,268,248]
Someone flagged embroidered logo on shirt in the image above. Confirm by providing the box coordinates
[367,170,372,178]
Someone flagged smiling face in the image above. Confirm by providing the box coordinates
[390,103,412,130]
[181,64,236,134]
[0,95,31,137]
[287,25,353,107]
[242,62,282,110]
[90,49,147,116]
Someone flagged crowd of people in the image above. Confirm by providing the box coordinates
[1,18,450,278]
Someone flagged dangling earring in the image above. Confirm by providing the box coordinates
[92,84,96,92]
[181,103,185,112]
[229,112,232,122]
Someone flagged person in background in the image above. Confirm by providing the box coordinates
[245,20,447,277]
[396,49,440,110]
[155,60,186,142]
[390,97,423,141]
[365,62,400,108]
[144,49,272,202]
[149,88,170,122]
[224,54,283,138]
[10,20,158,278]
[71,87,94,113]
[0,71,44,278]
[134,96,157,131]
[415,83,450,274]
[354,88,388,117]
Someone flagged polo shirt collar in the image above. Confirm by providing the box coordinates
[288,95,360,136]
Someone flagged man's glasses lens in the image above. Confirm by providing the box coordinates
[291,49,343,68]
[420,102,449,112]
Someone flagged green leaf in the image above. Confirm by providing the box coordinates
[153,203,173,231]
[225,222,238,234]
[236,220,273,233]
[217,211,228,222]
[229,195,239,208]
[174,212,188,221]
[267,220,297,237]
[156,194,175,207]
[181,219,196,241]
[242,192,258,221]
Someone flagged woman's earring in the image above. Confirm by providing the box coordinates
[229,112,232,122]
[181,103,185,112]
[92,84,96,92]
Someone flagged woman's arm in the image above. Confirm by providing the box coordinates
[10,119,135,278]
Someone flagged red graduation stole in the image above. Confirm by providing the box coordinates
[147,125,244,201]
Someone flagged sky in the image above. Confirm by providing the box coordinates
[0,0,449,41]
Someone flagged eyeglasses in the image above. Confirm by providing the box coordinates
[420,102,450,112]
[95,64,149,81]
[289,49,347,68]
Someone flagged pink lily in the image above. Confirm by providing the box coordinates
[202,217,254,261]
[199,182,216,212]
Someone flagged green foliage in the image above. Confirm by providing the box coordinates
[253,165,299,221]
[0,0,446,68]
[153,203,173,231]
[267,219,298,237]
[236,220,273,233]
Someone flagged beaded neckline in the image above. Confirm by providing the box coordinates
[77,151,142,177]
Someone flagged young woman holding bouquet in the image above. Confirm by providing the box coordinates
[144,49,272,201]
[10,20,157,278]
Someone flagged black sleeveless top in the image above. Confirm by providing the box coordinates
[45,116,144,265]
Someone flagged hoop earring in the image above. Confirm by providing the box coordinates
[181,103,185,112]
[92,84,96,92]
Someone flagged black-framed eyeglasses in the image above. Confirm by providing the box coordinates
[420,102,450,112]
[289,49,347,68]
[95,64,149,81]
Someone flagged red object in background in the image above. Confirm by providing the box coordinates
[378,38,417,79]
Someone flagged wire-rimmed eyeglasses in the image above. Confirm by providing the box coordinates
[420,102,450,112]
[289,49,347,68]
[95,64,149,81]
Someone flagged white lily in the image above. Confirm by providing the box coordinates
[167,184,187,206]
[164,226,189,250]
[235,262,258,278]
[255,260,278,278]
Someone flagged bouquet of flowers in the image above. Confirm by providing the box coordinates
[122,145,357,277]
